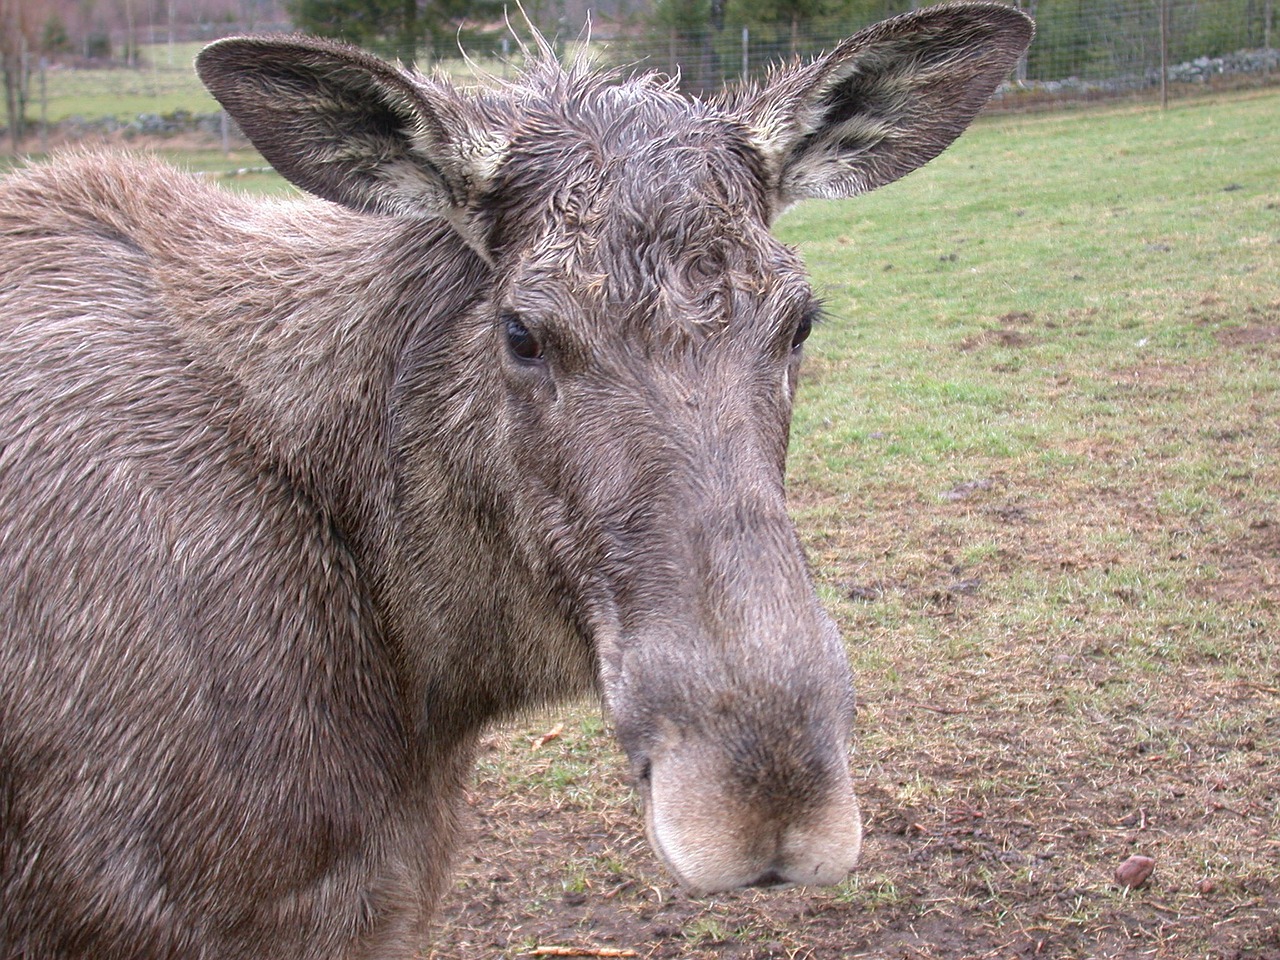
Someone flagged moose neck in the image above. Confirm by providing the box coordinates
[174,204,489,568]
[175,196,595,733]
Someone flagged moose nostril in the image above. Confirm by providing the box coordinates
[748,868,789,889]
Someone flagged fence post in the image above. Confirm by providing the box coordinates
[124,0,136,66]
[17,33,28,146]
[1266,0,1273,79]
[39,55,47,154]
[1158,0,1168,110]
[742,26,748,79]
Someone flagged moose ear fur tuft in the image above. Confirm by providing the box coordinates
[735,2,1034,212]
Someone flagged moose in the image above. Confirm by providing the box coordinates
[0,5,1032,958]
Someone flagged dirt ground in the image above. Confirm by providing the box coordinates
[427,659,1277,959]
[429,676,1277,959]
[428,646,1277,952]
[424,324,1279,959]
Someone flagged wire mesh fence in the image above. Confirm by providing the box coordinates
[4,0,1278,151]
[596,0,1276,97]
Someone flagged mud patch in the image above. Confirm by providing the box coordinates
[1196,517,1280,603]
[958,327,1037,351]
[1216,324,1280,347]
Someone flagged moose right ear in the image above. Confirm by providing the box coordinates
[196,36,507,227]
[736,2,1034,214]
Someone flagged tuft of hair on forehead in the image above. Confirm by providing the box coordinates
[431,21,696,146]
[481,13,675,91]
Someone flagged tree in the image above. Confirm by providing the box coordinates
[647,0,715,88]
[1,0,38,150]
[287,0,504,68]
[743,0,831,54]
[41,11,72,54]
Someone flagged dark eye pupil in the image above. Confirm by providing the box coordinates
[504,315,543,362]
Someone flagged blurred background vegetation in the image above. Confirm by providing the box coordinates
[1,0,1276,150]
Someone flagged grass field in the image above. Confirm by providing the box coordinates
[424,88,1280,958]
[37,43,221,121]
[32,40,518,124]
[4,79,1277,958]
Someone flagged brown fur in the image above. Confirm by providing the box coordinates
[0,6,1031,958]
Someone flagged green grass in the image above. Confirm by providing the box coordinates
[39,43,220,121]
[767,95,1278,959]
[784,90,1280,485]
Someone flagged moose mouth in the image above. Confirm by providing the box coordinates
[631,741,863,896]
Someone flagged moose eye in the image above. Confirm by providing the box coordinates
[791,306,819,352]
[503,314,544,363]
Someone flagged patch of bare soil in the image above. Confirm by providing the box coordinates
[1216,324,1280,348]
[957,312,1040,352]
[1198,517,1280,604]
[957,327,1037,351]
[428,682,1280,960]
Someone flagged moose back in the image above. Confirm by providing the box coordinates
[0,6,1032,958]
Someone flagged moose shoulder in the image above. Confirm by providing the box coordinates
[0,5,1032,958]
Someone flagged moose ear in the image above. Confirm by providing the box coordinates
[737,2,1033,211]
[196,36,506,225]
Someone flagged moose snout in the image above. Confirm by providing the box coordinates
[600,473,864,895]
[635,724,863,895]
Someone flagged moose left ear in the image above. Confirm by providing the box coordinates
[736,2,1033,212]
[197,36,507,231]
